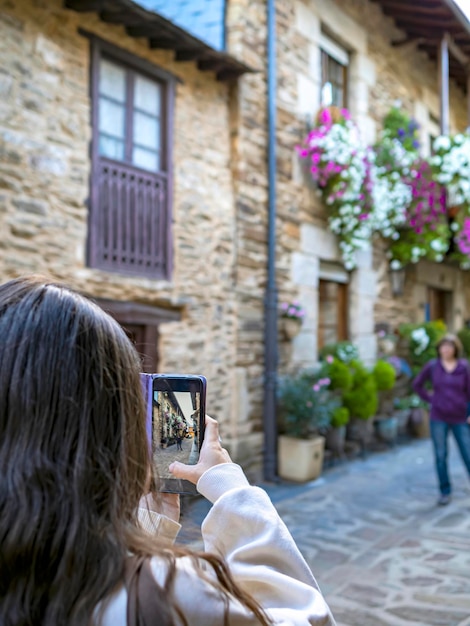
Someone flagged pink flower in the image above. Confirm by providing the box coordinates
[359,213,369,221]
[319,108,332,126]
[313,384,321,392]
[312,153,321,165]
[326,355,334,364]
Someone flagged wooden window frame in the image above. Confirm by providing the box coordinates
[86,34,176,280]
[95,298,182,372]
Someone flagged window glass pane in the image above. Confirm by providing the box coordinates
[133,146,159,171]
[133,111,160,151]
[99,97,126,138]
[321,82,333,107]
[323,327,339,346]
[99,135,125,160]
[99,59,126,103]
[135,75,161,115]
[321,51,347,108]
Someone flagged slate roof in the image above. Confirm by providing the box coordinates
[65,0,252,81]
[134,0,226,51]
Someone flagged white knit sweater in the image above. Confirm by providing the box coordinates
[101,463,336,625]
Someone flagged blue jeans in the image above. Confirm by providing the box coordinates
[430,420,470,495]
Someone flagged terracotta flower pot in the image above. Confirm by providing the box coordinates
[408,407,430,438]
[374,416,398,443]
[325,426,346,456]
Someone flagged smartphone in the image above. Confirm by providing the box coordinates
[140,374,207,495]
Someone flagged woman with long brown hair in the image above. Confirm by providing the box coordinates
[0,276,335,626]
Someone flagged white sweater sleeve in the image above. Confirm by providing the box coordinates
[193,463,336,625]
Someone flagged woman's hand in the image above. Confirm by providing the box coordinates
[169,415,232,485]
[139,492,180,524]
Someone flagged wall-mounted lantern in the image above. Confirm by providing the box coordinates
[390,267,406,297]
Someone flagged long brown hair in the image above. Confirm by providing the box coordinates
[0,276,271,626]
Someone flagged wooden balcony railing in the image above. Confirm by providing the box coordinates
[89,158,170,279]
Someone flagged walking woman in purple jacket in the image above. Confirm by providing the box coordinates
[413,334,470,506]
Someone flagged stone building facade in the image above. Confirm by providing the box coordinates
[0,0,469,476]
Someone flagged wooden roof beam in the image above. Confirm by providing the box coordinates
[445,32,470,69]
[65,0,105,11]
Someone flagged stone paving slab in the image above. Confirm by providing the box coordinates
[177,437,470,625]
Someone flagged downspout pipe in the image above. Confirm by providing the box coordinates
[263,0,278,482]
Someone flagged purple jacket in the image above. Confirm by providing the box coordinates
[413,359,470,424]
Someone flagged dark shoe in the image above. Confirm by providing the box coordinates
[437,494,451,506]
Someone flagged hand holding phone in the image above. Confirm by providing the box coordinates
[169,416,232,485]
[140,374,206,495]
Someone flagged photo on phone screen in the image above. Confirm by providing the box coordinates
[141,374,206,494]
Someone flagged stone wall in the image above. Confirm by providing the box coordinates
[1,0,469,478]
[0,0,242,461]
[224,0,270,463]
[265,0,470,370]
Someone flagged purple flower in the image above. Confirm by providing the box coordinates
[326,355,334,364]
[313,384,321,392]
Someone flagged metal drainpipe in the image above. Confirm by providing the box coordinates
[263,0,278,482]
[439,35,450,135]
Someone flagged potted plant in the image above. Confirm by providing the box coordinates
[279,301,305,340]
[343,360,378,451]
[398,320,447,374]
[320,355,352,456]
[395,394,430,439]
[277,372,335,481]
[325,406,350,457]
[372,360,398,443]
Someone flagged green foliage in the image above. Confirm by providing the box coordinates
[330,406,350,428]
[277,372,339,438]
[319,341,359,364]
[394,394,428,410]
[343,360,378,421]
[388,222,450,267]
[398,320,447,369]
[373,360,396,391]
[382,106,420,153]
[321,358,353,392]
[457,327,470,358]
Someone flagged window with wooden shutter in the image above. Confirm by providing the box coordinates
[88,37,175,279]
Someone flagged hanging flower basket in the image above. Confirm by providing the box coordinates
[282,318,302,340]
[296,104,470,271]
[279,301,305,340]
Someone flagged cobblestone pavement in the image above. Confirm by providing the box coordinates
[178,437,470,626]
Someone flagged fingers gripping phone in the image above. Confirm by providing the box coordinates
[140,374,207,495]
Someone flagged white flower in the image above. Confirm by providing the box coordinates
[433,135,451,151]
[390,259,402,270]
[411,328,430,355]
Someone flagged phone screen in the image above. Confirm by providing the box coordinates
[141,374,206,494]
